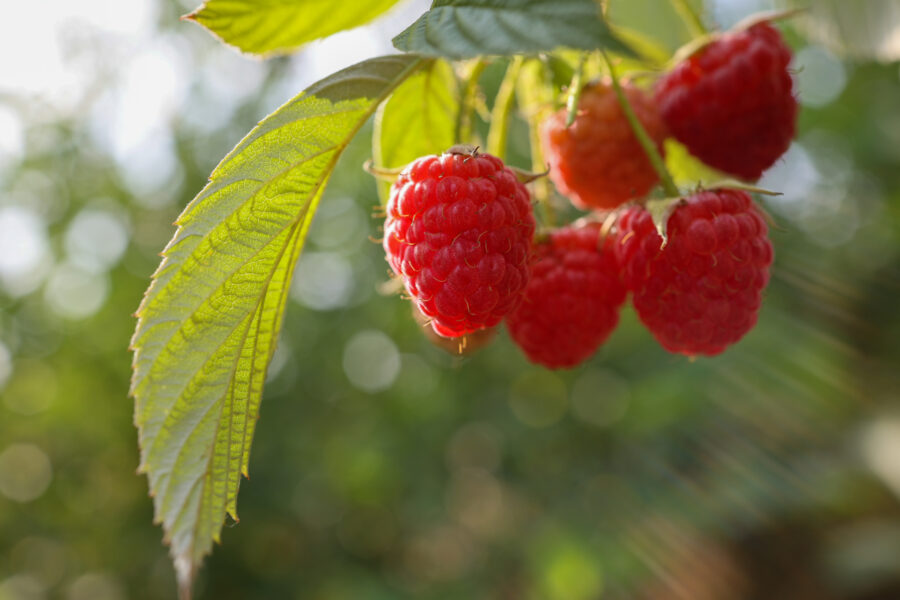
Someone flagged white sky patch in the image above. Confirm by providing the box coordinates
[0,0,156,103]
[0,104,25,165]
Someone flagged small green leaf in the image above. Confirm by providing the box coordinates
[373,59,458,203]
[703,180,783,196]
[186,0,402,57]
[645,196,685,248]
[392,0,634,59]
[130,54,422,599]
[664,138,729,187]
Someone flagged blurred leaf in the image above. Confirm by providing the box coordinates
[612,24,672,68]
[373,59,458,203]
[664,138,728,187]
[606,0,700,52]
[516,59,555,207]
[185,0,402,57]
[129,54,422,598]
[392,0,634,59]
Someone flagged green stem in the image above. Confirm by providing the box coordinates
[515,59,556,227]
[527,109,555,227]
[670,0,707,38]
[486,56,524,158]
[565,54,586,128]
[455,59,487,144]
[601,50,679,198]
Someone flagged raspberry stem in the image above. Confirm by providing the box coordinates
[670,0,707,38]
[565,54,586,128]
[455,59,487,144]
[600,50,680,198]
[516,59,556,226]
[486,56,524,158]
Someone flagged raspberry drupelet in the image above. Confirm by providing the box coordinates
[506,223,626,369]
[383,150,536,338]
[614,189,773,356]
[541,80,668,210]
[655,22,797,180]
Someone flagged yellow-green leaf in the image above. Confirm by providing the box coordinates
[186,0,403,57]
[129,54,422,599]
[372,58,458,203]
[664,138,729,187]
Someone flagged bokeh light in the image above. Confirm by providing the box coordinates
[342,330,401,392]
[0,444,53,503]
[0,207,51,298]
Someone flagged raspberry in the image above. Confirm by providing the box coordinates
[655,22,797,180]
[506,224,626,369]
[614,189,773,356]
[383,150,536,338]
[541,80,667,210]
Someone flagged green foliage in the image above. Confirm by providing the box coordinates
[373,59,458,203]
[186,0,402,56]
[129,54,422,597]
[392,0,634,59]
[664,138,728,186]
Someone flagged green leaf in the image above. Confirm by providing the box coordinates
[645,196,685,248]
[186,0,403,57]
[129,54,422,599]
[392,0,634,59]
[664,138,729,188]
[515,59,555,214]
[372,59,458,203]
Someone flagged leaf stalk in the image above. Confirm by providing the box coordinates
[600,50,679,198]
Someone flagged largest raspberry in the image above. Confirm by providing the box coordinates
[615,189,773,356]
[383,151,535,338]
[506,224,626,369]
[541,81,667,210]
[655,22,797,180]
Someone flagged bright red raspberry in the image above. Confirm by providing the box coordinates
[383,150,535,338]
[655,22,797,180]
[506,224,626,369]
[614,189,773,356]
[541,80,667,210]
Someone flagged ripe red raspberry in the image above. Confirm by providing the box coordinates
[383,150,535,338]
[614,189,773,356]
[541,80,667,210]
[655,22,797,180]
[506,224,626,369]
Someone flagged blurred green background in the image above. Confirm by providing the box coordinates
[1,0,899,599]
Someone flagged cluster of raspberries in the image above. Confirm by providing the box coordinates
[383,22,793,368]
